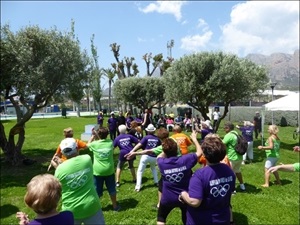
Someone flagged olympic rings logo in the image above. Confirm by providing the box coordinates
[148,141,159,148]
[67,175,88,189]
[210,184,230,197]
[165,172,184,183]
[120,141,130,146]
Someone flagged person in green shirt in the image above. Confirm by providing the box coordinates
[268,163,300,173]
[222,122,246,191]
[87,127,120,211]
[258,125,281,187]
[55,138,105,224]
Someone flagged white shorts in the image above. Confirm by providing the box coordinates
[229,160,243,173]
[265,157,278,169]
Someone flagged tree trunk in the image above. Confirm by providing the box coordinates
[0,122,26,166]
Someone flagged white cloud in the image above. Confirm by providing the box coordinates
[181,32,213,51]
[138,1,187,22]
[220,1,299,56]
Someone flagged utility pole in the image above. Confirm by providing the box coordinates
[167,39,174,62]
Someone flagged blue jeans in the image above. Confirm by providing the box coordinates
[94,174,116,197]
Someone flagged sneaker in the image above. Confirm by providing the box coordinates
[232,190,237,195]
[113,205,121,212]
[240,184,246,191]
[116,182,120,187]
[241,161,245,165]
[135,188,140,192]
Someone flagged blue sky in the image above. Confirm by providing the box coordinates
[1,1,299,86]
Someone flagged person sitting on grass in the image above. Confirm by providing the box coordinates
[16,174,74,225]
[258,125,281,187]
[156,130,202,225]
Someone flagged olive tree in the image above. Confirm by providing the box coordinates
[113,77,165,111]
[163,51,268,132]
[0,24,90,165]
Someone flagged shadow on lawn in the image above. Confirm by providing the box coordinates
[233,211,249,225]
[0,204,20,219]
[1,149,53,189]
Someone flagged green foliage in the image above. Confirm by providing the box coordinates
[0,117,299,224]
[163,51,269,119]
[1,23,89,113]
[113,77,165,109]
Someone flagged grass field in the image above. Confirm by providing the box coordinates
[0,116,299,225]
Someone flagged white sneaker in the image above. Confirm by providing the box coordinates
[240,184,246,191]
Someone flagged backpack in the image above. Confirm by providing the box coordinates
[232,132,248,155]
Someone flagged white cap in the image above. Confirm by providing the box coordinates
[60,138,77,156]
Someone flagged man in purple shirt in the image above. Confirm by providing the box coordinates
[157,130,202,225]
[180,134,236,225]
[114,125,139,187]
[107,112,118,140]
[236,121,254,164]
[129,124,161,192]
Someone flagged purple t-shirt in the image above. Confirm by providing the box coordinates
[126,116,134,128]
[97,115,103,125]
[29,211,74,225]
[107,117,118,131]
[239,126,254,142]
[201,128,213,141]
[158,153,197,205]
[139,134,161,157]
[186,164,236,225]
[113,133,139,161]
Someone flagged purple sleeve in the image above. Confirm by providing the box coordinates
[183,154,197,169]
[113,137,118,147]
[139,137,147,148]
[188,170,203,200]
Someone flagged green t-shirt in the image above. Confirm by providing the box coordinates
[87,139,114,176]
[55,155,101,220]
[293,162,299,172]
[222,131,242,161]
[152,137,182,156]
[265,138,280,158]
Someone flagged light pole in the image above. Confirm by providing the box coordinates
[270,82,277,124]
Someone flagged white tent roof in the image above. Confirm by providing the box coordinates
[263,92,299,111]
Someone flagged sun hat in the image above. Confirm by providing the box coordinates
[110,112,115,115]
[202,120,213,129]
[244,121,254,126]
[60,138,77,157]
[145,124,156,132]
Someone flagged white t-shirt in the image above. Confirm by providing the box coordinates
[213,111,220,120]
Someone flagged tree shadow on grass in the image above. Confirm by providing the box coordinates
[0,204,20,219]
[233,211,248,225]
[1,149,54,189]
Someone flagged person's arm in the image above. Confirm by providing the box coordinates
[87,134,96,144]
[157,152,167,158]
[190,130,202,157]
[268,164,296,173]
[16,212,30,225]
[179,191,202,207]
[258,136,274,150]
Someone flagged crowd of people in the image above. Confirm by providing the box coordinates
[16,109,299,225]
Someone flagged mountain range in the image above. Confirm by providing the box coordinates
[245,49,299,90]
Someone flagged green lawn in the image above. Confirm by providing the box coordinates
[1,116,299,225]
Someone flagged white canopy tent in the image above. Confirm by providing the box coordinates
[261,92,299,143]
